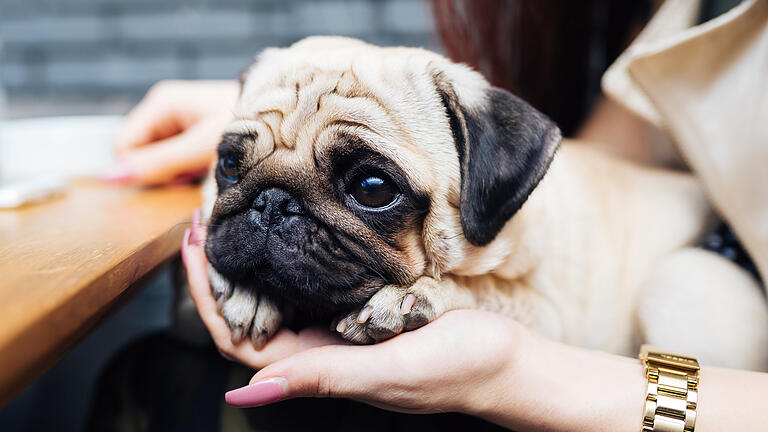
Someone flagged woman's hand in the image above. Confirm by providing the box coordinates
[227,309,526,415]
[182,214,343,369]
[182,211,647,432]
[181,213,527,415]
[107,80,239,185]
[221,310,648,432]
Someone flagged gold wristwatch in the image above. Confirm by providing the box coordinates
[639,345,700,432]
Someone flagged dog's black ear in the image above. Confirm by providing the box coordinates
[438,83,561,246]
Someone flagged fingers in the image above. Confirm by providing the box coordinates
[106,114,227,185]
[225,344,386,408]
[182,212,342,369]
[109,79,240,185]
[113,89,189,155]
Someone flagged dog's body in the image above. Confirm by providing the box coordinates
[447,144,709,352]
[203,37,768,370]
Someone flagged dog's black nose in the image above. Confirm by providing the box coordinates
[250,187,304,229]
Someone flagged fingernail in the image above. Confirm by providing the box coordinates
[193,208,201,227]
[189,221,200,246]
[181,228,191,267]
[225,377,287,408]
[100,163,136,183]
[357,305,374,323]
[190,208,204,246]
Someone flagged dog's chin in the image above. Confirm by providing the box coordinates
[205,211,385,314]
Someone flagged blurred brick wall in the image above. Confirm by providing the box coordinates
[0,0,437,118]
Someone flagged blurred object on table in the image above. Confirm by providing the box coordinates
[0,178,66,209]
[0,116,119,180]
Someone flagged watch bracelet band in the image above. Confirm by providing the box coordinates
[639,345,700,432]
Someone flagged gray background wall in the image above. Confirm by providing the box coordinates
[0,0,438,119]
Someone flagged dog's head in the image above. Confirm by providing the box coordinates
[204,36,560,314]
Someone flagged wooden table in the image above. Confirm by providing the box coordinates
[0,180,201,407]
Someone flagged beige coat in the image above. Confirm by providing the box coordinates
[604,0,768,283]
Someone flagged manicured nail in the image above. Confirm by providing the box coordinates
[190,208,205,246]
[100,163,136,183]
[193,208,201,227]
[189,221,200,246]
[357,305,374,323]
[225,377,287,408]
[181,228,191,267]
[401,293,417,315]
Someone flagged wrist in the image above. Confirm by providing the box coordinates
[466,331,646,432]
[457,320,541,420]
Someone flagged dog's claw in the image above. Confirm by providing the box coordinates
[231,326,248,344]
[336,319,349,334]
[357,305,374,323]
[250,328,269,350]
[401,293,417,314]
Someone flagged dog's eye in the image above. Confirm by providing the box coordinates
[218,155,240,182]
[350,175,399,208]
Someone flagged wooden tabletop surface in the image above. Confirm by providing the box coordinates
[0,179,201,407]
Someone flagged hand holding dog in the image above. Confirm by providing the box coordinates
[183,220,647,432]
[183,221,526,411]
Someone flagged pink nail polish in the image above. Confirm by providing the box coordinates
[100,163,137,183]
[189,221,200,246]
[181,228,191,266]
[225,377,287,408]
[193,208,201,227]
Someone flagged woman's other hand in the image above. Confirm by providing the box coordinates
[106,80,239,185]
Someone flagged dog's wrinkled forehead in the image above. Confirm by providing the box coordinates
[222,36,486,197]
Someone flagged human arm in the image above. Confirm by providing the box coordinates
[234,314,768,432]
[182,219,768,432]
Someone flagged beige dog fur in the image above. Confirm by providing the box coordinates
[203,36,768,370]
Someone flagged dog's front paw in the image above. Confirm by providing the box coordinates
[209,265,281,349]
[219,287,282,349]
[336,282,438,344]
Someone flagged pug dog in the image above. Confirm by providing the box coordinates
[202,36,768,370]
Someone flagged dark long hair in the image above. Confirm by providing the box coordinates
[430,0,651,135]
